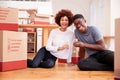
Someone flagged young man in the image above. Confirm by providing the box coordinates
[73,14,114,71]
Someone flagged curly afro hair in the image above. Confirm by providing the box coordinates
[55,9,73,26]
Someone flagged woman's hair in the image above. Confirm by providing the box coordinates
[55,9,73,26]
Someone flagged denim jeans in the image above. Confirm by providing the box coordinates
[27,47,57,68]
[77,50,114,71]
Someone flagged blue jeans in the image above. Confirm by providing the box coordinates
[27,47,57,68]
[77,50,114,71]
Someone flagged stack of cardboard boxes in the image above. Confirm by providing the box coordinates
[27,9,50,25]
[0,8,27,71]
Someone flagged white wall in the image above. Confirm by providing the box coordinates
[52,0,91,24]
[110,0,120,35]
[90,0,120,36]
[90,0,110,36]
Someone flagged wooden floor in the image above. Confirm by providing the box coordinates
[0,53,114,80]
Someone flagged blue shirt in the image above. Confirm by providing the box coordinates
[74,26,103,55]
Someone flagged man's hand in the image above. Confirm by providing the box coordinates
[73,41,85,47]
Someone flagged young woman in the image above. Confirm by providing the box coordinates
[27,9,74,68]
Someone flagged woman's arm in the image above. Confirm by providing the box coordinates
[46,30,58,53]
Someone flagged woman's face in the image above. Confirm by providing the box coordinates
[74,18,87,33]
[60,16,69,29]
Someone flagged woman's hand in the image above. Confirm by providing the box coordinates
[57,44,69,51]
[63,43,69,49]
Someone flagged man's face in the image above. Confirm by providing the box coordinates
[74,18,87,33]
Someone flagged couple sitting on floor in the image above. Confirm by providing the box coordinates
[27,9,114,71]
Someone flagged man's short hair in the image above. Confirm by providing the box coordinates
[73,14,84,21]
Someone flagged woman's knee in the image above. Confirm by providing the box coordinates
[27,59,38,68]
[38,47,46,52]
[46,61,55,68]
[40,59,56,68]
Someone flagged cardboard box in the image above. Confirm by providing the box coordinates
[0,31,27,71]
[0,8,18,31]
[114,78,120,80]
[31,17,50,25]
[115,18,120,80]
[29,14,50,25]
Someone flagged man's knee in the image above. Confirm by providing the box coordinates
[77,60,87,70]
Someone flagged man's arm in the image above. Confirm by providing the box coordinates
[73,39,106,51]
[84,39,106,51]
[78,47,85,59]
